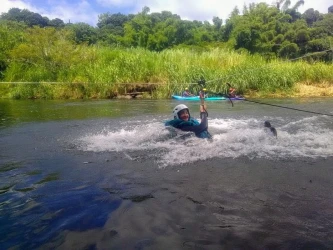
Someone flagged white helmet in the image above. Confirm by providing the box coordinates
[173,104,190,119]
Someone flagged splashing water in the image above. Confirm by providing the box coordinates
[78,116,333,167]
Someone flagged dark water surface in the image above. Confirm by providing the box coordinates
[0,98,333,250]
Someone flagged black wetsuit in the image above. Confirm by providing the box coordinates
[165,112,211,139]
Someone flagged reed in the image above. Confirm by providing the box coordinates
[1,47,332,99]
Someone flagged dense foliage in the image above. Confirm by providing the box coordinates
[1,4,332,56]
[0,2,332,99]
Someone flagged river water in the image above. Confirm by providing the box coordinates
[1,98,333,249]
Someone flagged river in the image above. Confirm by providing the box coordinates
[1,98,333,249]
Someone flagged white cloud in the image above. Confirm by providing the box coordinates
[298,0,332,13]
[93,0,271,22]
[94,0,333,24]
[0,0,99,25]
[96,0,135,7]
[140,0,251,22]
[46,0,99,25]
[0,0,35,14]
[136,0,332,23]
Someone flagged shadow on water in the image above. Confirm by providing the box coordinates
[0,161,23,173]
[0,158,122,250]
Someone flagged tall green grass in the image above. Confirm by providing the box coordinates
[1,46,332,99]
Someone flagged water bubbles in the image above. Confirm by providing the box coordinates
[78,116,333,167]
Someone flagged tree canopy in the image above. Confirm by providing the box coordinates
[0,3,332,68]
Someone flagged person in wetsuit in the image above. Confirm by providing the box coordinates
[165,104,212,139]
[226,83,237,98]
[182,88,194,97]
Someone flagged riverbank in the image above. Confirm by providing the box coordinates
[245,82,333,98]
[1,47,332,100]
[0,81,333,100]
[115,82,333,99]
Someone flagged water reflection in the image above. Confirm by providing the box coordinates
[0,99,172,127]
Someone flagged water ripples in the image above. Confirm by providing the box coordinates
[78,115,333,167]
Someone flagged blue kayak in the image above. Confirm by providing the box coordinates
[172,95,245,101]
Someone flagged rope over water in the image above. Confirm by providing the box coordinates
[201,88,333,117]
[188,49,333,117]
[243,99,333,117]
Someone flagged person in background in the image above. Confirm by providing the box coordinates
[199,88,208,98]
[165,103,212,139]
[227,83,237,98]
[182,87,194,97]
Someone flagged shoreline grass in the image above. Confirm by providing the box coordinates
[1,82,332,99]
[1,47,332,99]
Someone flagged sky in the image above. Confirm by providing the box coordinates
[0,0,331,27]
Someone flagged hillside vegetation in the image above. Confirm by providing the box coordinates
[0,2,332,99]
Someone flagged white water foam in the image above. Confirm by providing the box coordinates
[78,116,333,167]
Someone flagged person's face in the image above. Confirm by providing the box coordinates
[178,109,189,121]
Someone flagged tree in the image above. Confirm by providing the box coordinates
[230,6,240,17]
[142,6,150,15]
[285,9,302,22]
[0,21,26,78]
[48,18,65,28]
[295,29,310,44]
[97,12,130,33]
[292,0,305,11]
[276,0,304,12]
[275,0,304,22]
[121,10,153,47]
[97,12,131,45]
[7,27,82,81]
[284,30,295,41]
[235,29,252,51]
[278,42,299,58]
[243,3,249,15]
[149,11,180,26]
[1,3,331,62]
[235,26,262,53]
[0,8,48,27]
[228,3,281,53]
[67,23,97,45]
[329,6,333,13]
[146,17,179,50]
[212,16,223,40]
[306,38,330,52]
[302,8,322,26]
[274,33,285,44]
[313,13,333,36]
[212,16,222,30]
